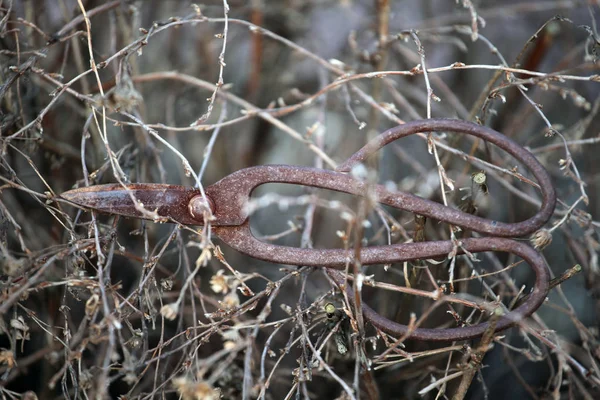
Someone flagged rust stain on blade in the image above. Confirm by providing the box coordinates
[62,184,206,225]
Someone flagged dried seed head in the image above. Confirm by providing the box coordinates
[223,341,236,350]
[160,303,180,320]
[221,292,240,310]
[1,256,28,277]
[172,376,221,400]
[0,349,16,368]
[531,229,552,250]
[85,293,100,319]
[222,329,240,342]
[210,270,230,294]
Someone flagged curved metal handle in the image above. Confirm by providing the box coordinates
[215,222,549,341]
[212,119,556,341]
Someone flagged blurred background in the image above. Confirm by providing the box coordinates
[1,0,599,399]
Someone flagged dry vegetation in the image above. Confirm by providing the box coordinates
[1,0,600,399]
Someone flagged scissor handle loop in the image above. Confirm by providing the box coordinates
[214,223,548,341]
[210,119,556,341]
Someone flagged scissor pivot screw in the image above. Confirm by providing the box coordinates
[188,194,215,221]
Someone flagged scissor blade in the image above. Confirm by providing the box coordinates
[61,184,204,225]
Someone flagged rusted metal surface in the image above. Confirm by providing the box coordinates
[61,119,557,341]
[61,183,210,225]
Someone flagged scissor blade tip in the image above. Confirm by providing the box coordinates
[61,188,97,207]
[61,189,78,202]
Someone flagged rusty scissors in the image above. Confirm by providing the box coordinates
[62,119,556,342]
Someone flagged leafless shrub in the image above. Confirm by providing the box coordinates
[1,1,600,399]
